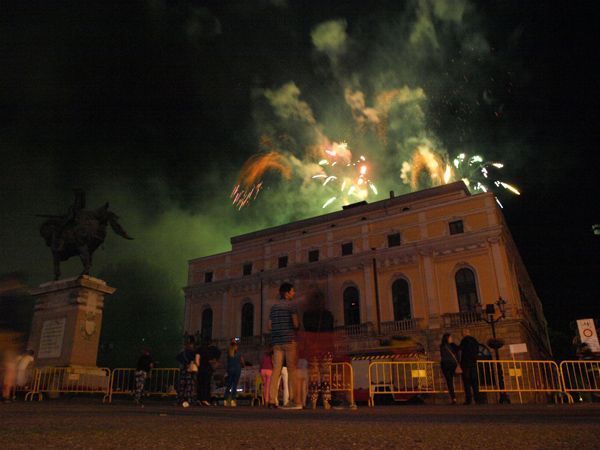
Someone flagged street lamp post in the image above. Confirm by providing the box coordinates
[476,297,511,404]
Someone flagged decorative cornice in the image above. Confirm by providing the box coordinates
[185,227,504,296]
[381,254,417,268]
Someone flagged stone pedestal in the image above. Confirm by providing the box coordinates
[27,275,116,367]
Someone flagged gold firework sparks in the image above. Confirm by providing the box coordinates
[230,150,292,209]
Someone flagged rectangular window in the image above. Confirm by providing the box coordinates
[204,271,213,283]
[243,263,252,276]
[449,220,464,235]
[387,233,401,247]
[308,249,319,263]
[278,255,288,268]
[341,242,353,256]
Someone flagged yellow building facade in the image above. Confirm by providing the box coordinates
[184,182,551,360]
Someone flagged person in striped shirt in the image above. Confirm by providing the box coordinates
[268,282,301,409]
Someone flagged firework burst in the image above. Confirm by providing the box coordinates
[230,151,292,209]
[312,142,378,208]
[451,153,520,207]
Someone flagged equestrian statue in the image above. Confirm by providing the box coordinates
[38,189,133,280]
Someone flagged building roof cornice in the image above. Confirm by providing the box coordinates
[230,181,470,246]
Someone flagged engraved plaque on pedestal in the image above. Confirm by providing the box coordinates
[38,318,66,359]
[27,276,116,367]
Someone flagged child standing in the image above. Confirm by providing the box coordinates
[224,338,244,407]
[259,350,273,405]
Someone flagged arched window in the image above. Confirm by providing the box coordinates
[455,268,479,312]
[241,302,254,337]
[201,308,213,342]
[392,279,411,321]
[343,287,361,326]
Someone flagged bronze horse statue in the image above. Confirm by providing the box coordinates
[39,191,133,280]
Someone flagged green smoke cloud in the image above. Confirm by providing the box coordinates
[264,82,317,125]
[311,19,348,57]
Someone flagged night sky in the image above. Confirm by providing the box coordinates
[1,0,598,363]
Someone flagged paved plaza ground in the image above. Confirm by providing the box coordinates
[1,399,599,449]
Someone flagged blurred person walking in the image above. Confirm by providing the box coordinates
[1,349,18,402]
[278,364,290,406]
[15,350,35,392]
[296,357,308,407]
[302,290,334,409]
[224,338,244,407]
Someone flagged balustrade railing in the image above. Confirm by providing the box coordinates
[442,311,482,327]
[334,322,375,338]
[381,318,421,335]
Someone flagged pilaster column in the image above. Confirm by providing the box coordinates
[488,237,512,314]
[221,291,229,341]
[419,249,440,328]
[362,262,374,325]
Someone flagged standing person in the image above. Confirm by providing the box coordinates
[133,349,154,406]
[224,338,244,407]
[268,282,301,409]
[440,333,460,404]
[176,339,200,407]
[197,339,221,406]
[15,350,35,392]
[259,350,273,406]
[459,328,481,405]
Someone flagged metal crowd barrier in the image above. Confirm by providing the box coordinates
[107,368,179,403]
[19,360,600,405]
[330,362,356,407]
[236,368,260,405]
[368,361,443,406]
[559,360,600,403]
[25,366,111,401]
[477,360,570,403]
